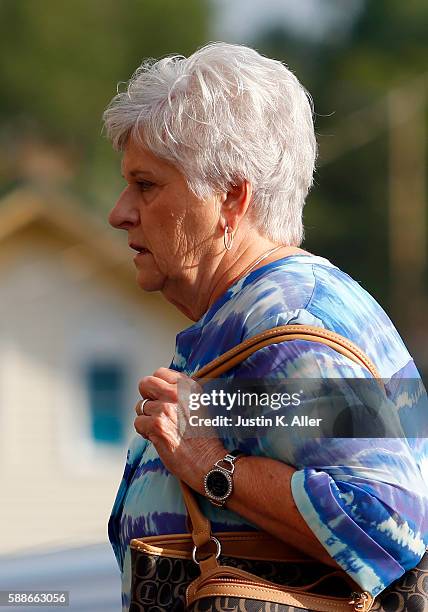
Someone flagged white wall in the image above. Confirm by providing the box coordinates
[0,237,186,554]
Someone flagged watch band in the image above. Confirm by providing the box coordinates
[218,450,244,470]
[203,449,245,507]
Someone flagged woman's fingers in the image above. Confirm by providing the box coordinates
[138,375,177,402]
[135,369,205,442]
[134,403,182,452]
[138,369,200,417]
[132,369,227,483]
[134,414,149,438]
[135,398,178,420]
[152,367,184,384]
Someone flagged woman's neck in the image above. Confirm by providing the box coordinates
[163,243,310,322]
[206,244,310,311]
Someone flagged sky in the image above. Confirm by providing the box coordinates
[210,0,364,43]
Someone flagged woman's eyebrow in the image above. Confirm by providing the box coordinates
[121,167,156,178]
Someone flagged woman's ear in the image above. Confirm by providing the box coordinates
[220,180,253,232]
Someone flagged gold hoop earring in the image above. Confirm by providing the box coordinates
[223,225,234,251]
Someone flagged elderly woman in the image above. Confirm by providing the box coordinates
[103,43,428,610]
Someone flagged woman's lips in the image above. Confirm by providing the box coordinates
[133,248,151,262]
[129,243,150,258]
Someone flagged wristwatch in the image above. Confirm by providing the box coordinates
[203,449,245,507]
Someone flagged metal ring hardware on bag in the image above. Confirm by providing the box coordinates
[192,535,221,565]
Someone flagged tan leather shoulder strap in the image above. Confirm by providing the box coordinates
[180,481,212,547]
[193,324,381,380]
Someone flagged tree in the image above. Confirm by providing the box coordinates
[0,0,210,202]
[254,0,428,315]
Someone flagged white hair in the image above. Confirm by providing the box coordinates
[102,42,317,245]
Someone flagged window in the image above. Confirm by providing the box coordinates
[85,362,126,444]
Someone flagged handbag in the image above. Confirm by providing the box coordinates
[129,324,428,612]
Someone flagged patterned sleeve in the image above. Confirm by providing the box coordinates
[227,339,428,596]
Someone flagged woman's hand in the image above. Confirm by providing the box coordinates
[134,367,227,490]
[134,368,340,568]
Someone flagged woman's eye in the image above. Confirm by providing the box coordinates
[136,181,154,191]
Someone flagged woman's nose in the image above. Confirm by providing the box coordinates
[108,187,139,230]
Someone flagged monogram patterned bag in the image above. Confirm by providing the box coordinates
[130,325,428,612]
[130,487,428,612]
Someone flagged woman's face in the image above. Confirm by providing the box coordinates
[109,137,220,299]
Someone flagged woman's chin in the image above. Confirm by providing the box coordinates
[135,269,165,292]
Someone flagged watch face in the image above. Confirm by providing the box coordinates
[205,469,231,499]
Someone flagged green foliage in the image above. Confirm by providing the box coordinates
[254,0,428,310]
[0,0,209,199]
[0,0,208,141]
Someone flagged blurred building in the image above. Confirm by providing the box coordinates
[0,186,187,554]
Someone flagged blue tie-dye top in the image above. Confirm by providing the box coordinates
[109,253,428,610]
